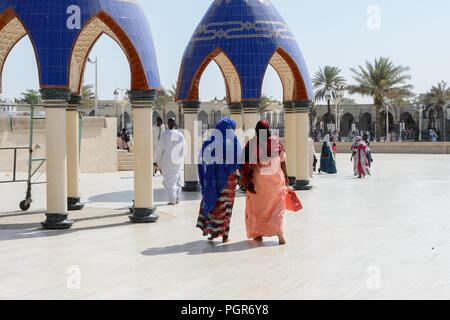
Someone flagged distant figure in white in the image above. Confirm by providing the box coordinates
[154,118,187,205]
[152,117,166,175]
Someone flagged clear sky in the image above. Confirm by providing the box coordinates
[2,0,449,104]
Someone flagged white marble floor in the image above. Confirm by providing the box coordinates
[1,153,450,300]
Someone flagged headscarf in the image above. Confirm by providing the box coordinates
[241,120,285,193]
[198,118,242,217]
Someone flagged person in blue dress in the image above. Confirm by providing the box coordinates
[318,134,337,174]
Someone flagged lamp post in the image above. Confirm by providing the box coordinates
[87,57,98,116]
[335,86,345,133]
[325,89,332,127]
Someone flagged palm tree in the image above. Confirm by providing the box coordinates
[312,66,346,121]
[82,84,95,108]
[423,81,450,140]
[259,94,274,115]
[347,57,414,142]
[19,89,41,105]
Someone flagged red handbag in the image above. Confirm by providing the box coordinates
[286,189,303,212]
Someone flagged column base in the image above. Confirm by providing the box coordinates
[68,197,85,211]
[182,181,200,192]
[295,180,313,191]
[41,213,73,230]
[288,177,297,186]
[129,207,159,223]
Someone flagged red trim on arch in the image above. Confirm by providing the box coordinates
[68,10,150,94]
[0,8,42,93]
[178,47,243,103]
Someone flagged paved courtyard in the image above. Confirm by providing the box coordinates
[1,153,450,300]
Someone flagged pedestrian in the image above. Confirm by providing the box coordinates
[351,137,370,178]
[196,118,242,243]
[319,135,337,174]
[153,118,187,206]
[241,120,289,245]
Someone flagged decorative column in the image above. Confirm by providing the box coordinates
[129,90,159,223]
[294,100,313,191]
[40,88,73,230]
[182,101,201,191]
[228,102,243,144]
[284,101,297,186]
[67,94,84,211]
[242,100,260,142]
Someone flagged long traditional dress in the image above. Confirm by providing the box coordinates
[319,135,337,174]
[154,129,187,204]
[197,118,242,239]
[309,138,316,178]
[352,139,370,177]
[242,124,287,239]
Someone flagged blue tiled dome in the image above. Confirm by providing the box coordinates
[0,0,160,92]
[176,0,313,103]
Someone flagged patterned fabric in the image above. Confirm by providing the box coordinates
[319,135,337,174]
[351,138,370,177]
[197,173,238,238]
[242,121,285,193]
[198,118,242,217]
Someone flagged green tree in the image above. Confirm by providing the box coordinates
[347,57,414,142]
[82,84,95,108]
[312,66,346,118]
[259,94,276,115]
[19,89,40,105]
[341,97,356,105]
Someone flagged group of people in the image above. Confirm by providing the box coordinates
[316,134,373,178]
[151,117,292,245]
[117,128,132,152]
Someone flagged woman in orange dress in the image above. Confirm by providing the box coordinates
[240,120,290,245]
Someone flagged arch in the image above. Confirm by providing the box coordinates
[0,8,40,93]
[212,110,222,127]
[179,48,242,103]
[380,111,394,133]
[266,47,309,102]
[68,10,149,94]
[341,113,355,135]
[166,111,177,122]
[322,112,335,124]
[400,112,415,129]
[360,113,372,131]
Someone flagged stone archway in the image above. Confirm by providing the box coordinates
[360,113,372,131]
[340,113,355,135]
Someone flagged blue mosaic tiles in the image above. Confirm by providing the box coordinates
[177,0,313,101]
[0,0,160,90]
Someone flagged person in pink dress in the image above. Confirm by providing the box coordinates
[240,120,290,245]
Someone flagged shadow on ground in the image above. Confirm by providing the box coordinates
[141,240,279,256]
[0,212,134,242]
[87,188,206,204]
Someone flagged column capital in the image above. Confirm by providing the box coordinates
[242,100,261,114]
[293,100,313,114]
[228,102,242,115]
[283,101,296,114]
[129,89,157,109]
[40,88,71,109]
[182,101,200,114]
[68,94,82,111]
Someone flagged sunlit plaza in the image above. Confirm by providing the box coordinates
[1,153,450,300]
[1,0,450,303]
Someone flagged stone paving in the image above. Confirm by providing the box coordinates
[1,153,450,300]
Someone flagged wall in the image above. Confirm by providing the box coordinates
[313,142,450,154]
[0,116,117,173]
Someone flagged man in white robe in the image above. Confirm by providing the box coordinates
[309,138,316,178]
[153,117,166,175]
[154,118,187,205]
